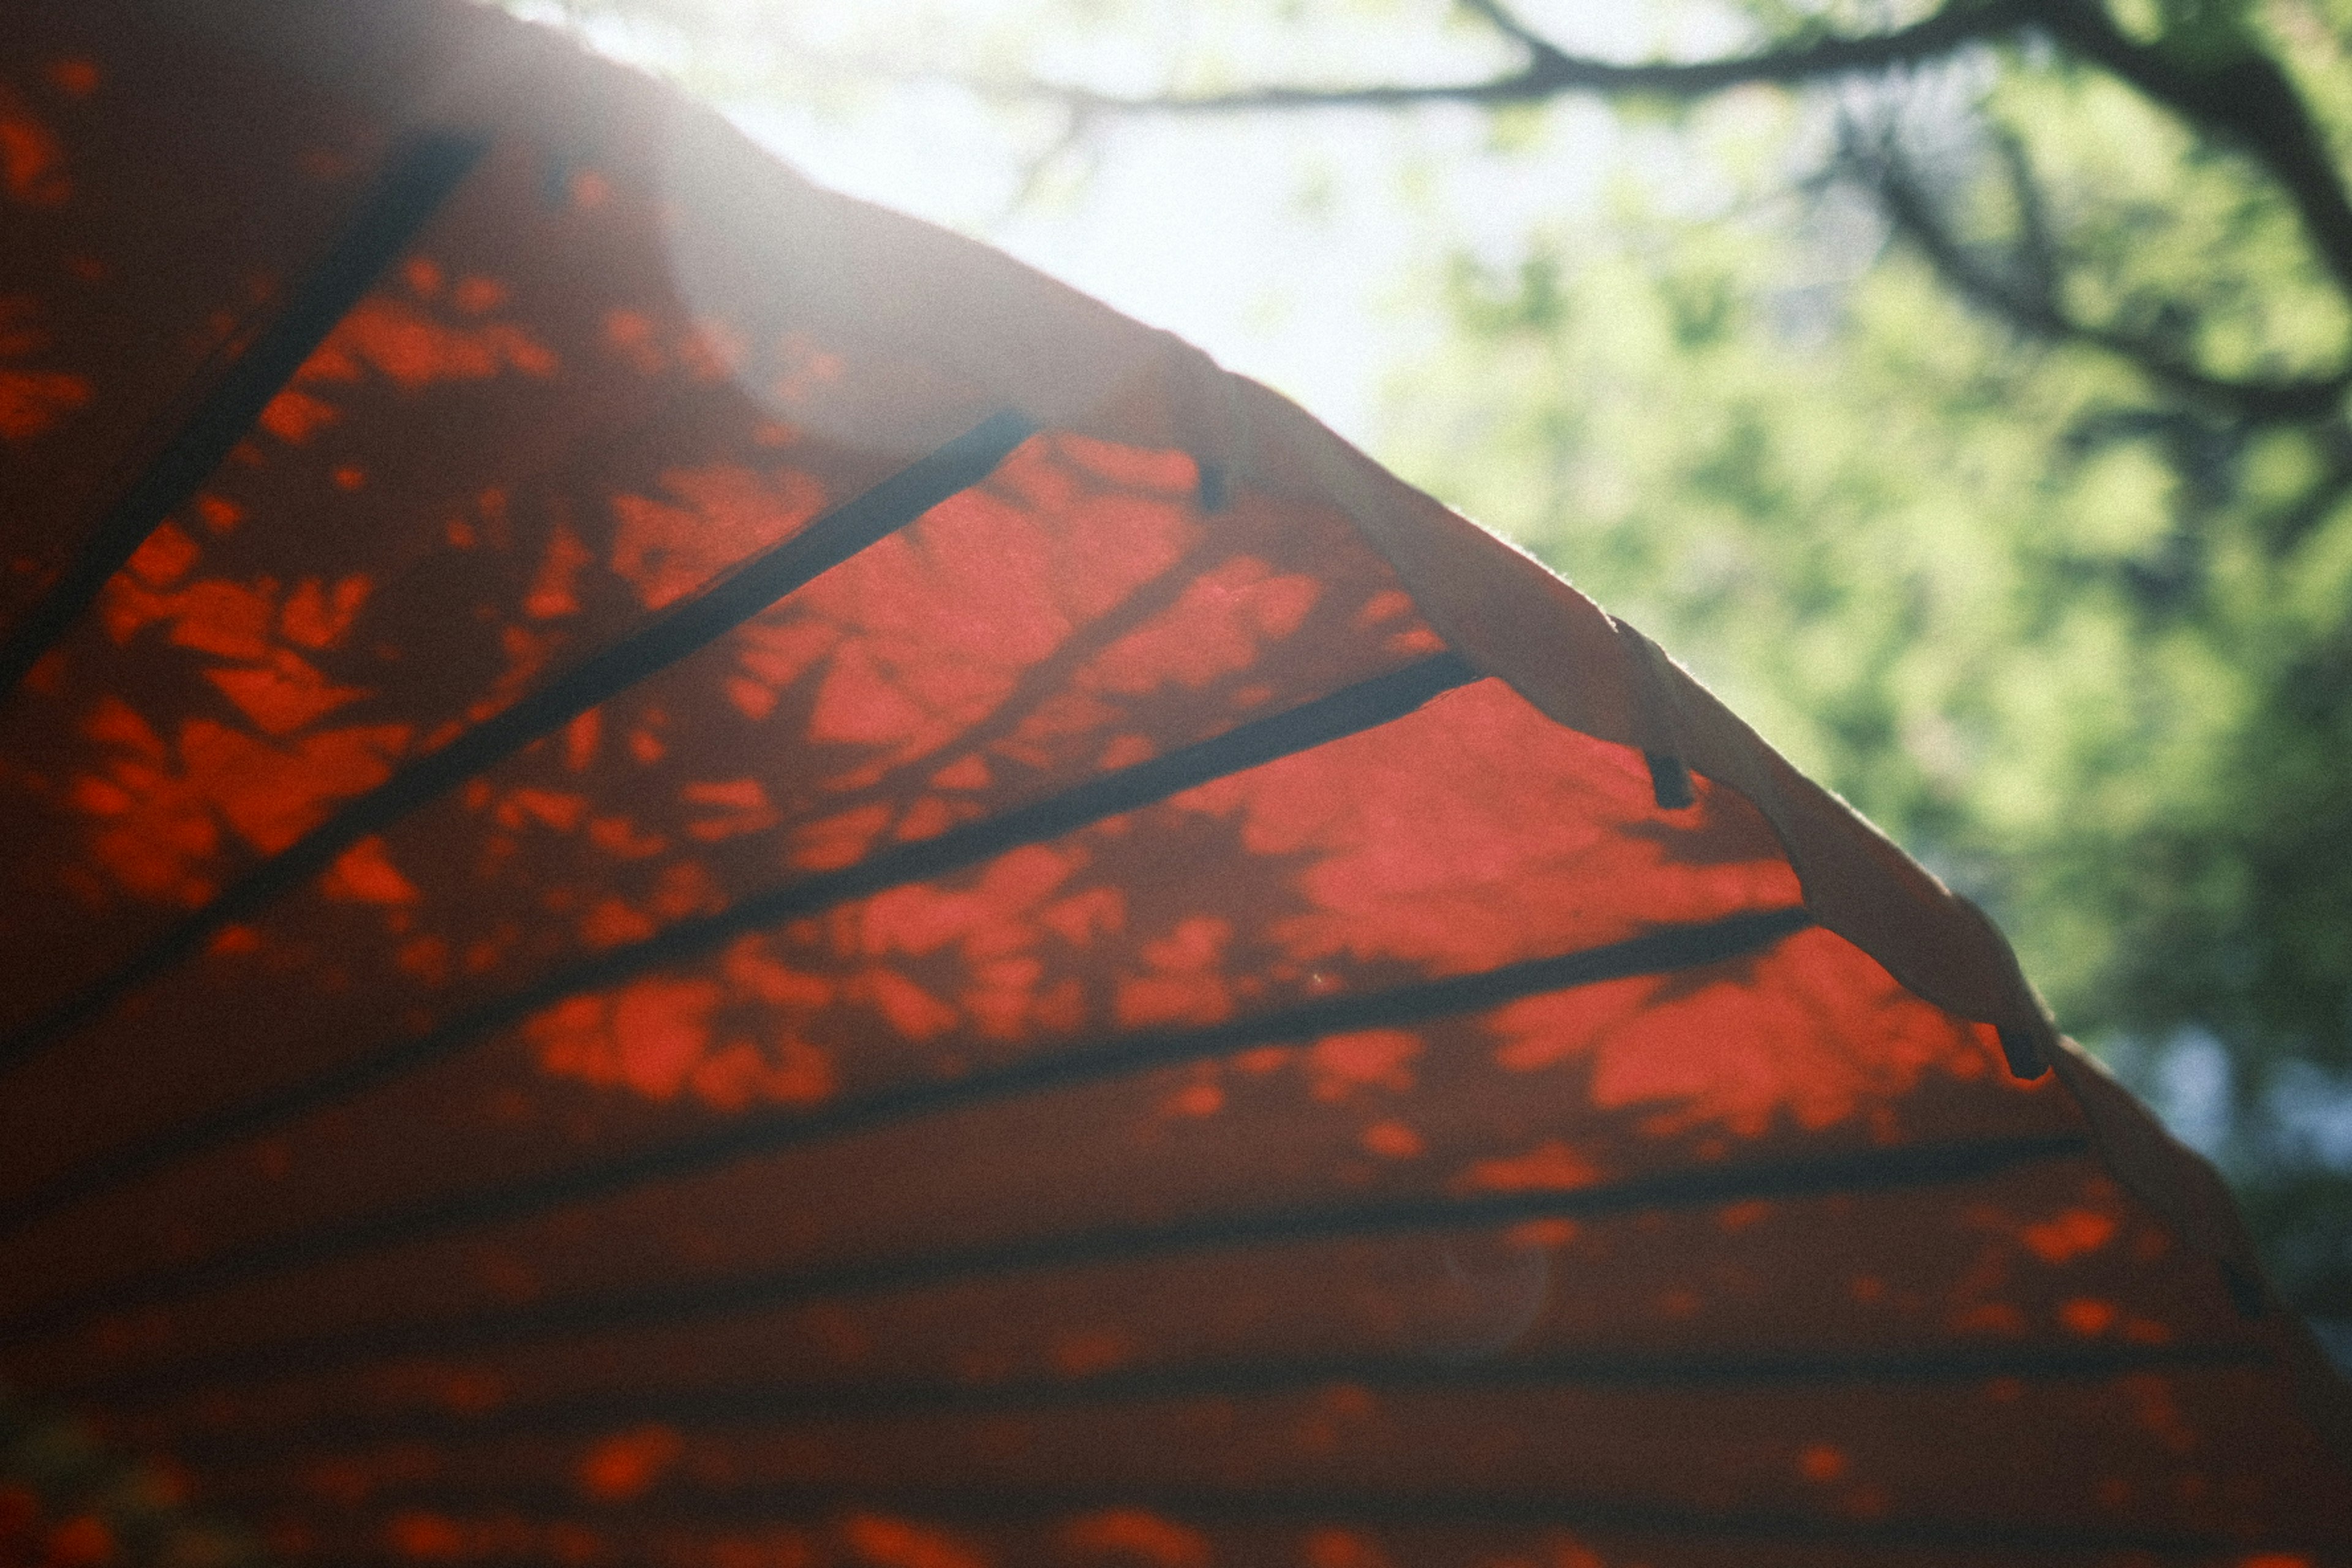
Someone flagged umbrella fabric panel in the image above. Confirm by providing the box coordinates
[0,431,1447,1215]
[10,919,2339,1549]
[0,29,392,1028]
[0,115,991,1049]
[0,1,2348,1565]
[0,682,1815,1354]
[172,1371,2348,1532]
[0,674,1809,1341]
[60,1145,2352,1552]
[0,12,379,636]
[9,913,2031,1368]
[215,1510,2348,1568]
[59,1162,2271,1428]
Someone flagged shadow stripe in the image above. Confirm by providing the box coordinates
[0,655,1484,1329]
[0,132,486,704]
[0,408,1037,1076]
[161,1336,2256,1460]
[50,1129,2086,1400]
[188,1477,2304,1558]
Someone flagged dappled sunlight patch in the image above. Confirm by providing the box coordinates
[1302,1528,1397,1568]
[67,699,409,903]
[0,81,69,206]
[840,1515,989,1568]
[575,1425,682,1501]
[525,970,836,1110]
[382,1512,608,1565]
[2021,1207,2117,1264]
[321,836,420,907]
[1303,1029,1418,1100]
[720,434,1206,788]
[1063,1510,1210,1568]
[1117,914,1235,1029]
[609,464,827,611]
[270,260,556,413]
[1455,1139,1601,1193]
[1170,680,1801,978]
[202,649,370,735]
[257,272,558,443]
[0,361,89,442]
[1079,554,1321,694]
[0,294,89,440]
[55,522,410,901]
[1488,926,2007,1138]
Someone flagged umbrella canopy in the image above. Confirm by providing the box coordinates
[2,2,2349,1564]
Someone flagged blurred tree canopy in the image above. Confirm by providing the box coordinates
[532,0,2352,1345]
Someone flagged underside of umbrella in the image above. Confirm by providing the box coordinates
[2,2,2349,1564]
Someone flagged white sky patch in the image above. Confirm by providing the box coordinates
[505,0,1691,445]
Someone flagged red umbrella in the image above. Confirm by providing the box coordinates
[2,1,2348,1564]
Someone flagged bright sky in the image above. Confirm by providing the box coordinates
[509,0,1673,448]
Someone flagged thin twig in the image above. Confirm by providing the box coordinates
[1011,0,2038,114]
[2034,0,2352,299]
[1453,0,1571,67]
[1001,0,2352,314]
[1849,127,2351,421]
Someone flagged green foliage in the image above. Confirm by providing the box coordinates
[1379,5,2352,1321]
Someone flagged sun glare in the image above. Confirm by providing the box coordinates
[501,0,1662,446]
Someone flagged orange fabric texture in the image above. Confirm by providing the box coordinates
[1,2,2349,1566]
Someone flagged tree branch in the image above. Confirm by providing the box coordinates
[2034,0,2352,301]
[2263,421,2352,554]
[1992,126,2060,305]
[1849,129,2352,421]
[1453,0,1572,69]
[1006,0,2352,317]
[1015,0,2039,115]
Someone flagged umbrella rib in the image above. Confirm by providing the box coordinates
[158,1325,2245,1462]
[0,409,1038,1076]
[0,132,486,701]
[198,1482,2288,1558]
[55,1131,2088,1403]
[1,899,1809,1341]
[1643,750,1695,810]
